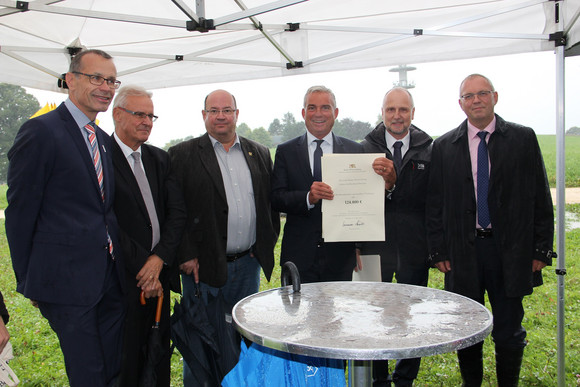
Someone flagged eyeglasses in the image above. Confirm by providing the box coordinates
[460,90,494,101]
[205,109,236,116]
[118,107,158,122]
[72,71,121,89]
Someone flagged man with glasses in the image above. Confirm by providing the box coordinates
[426,74,555,386]
[6,49,125,386]
[168,89,279,386]
[111,85,186,386]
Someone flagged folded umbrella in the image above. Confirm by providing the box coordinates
[139,292,165,387]
[171,284,240,386]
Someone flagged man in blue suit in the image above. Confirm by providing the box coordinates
[272,85,376,283]
[6,49,125,387]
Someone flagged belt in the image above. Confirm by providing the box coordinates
[475,228,493,238]
[226,248,251,262]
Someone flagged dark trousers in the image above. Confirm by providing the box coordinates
[119,278,171,387]
[457,236,527,385]
[374,264,429,386]
[39,260,125,387]
[473,237,526,348]
[299,243,355,284]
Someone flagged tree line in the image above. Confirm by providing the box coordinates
[163,112,375,150]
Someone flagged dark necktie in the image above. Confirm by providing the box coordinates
[393,141,403,174]
[477,131,490,228]
[313,139,323,181]
[131,152,160,249]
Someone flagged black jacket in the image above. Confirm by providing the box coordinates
[426,115,554,299]
[169,134,279,287]
[360,123,433,272]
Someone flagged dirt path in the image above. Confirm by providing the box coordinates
[0,188,577,219]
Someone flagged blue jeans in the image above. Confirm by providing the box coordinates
[182,253,261,386]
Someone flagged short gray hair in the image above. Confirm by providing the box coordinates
[303,85,337,109]
[68,49,113,73]
[459,74,495,96]
[113,85,153,109]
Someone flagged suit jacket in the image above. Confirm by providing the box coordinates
[168,133,279,288]
[271,132,363,278]
[111,137,186,293]
[426,115,554,299]
[6,102,123,305]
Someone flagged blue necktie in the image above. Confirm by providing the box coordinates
[313,139,323,181]
[477,131,490,228]
[393,141,403,174]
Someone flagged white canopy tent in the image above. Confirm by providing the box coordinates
[1,1,579,385]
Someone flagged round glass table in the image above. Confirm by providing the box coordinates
[232,281,492,386]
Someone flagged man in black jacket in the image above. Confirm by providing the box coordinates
[111,85,186,386]
[169,89,279,386]
[359,87,432,387]
[426,74,554,386]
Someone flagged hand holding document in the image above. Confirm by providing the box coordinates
[321,153,385,242]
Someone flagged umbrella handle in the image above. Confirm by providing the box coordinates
[155,293,164,324]
[139,291,164,324]
[281,261,301,293]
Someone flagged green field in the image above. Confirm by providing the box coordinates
[1,134,579,385]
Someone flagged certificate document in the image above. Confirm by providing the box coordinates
[321,153,385,242]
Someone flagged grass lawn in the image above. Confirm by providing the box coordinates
[1,210,579,386]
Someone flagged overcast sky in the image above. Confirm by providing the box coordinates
[26,51,580,148]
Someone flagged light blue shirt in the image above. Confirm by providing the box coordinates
[209,134,257,254]
[64,98,97,155]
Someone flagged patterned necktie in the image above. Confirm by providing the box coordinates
[313,139,323,181]
[477,131,491,228]
[393,141,403,174]
[131,152,161,250]
[84,123,114,257]
[84,123,105,201]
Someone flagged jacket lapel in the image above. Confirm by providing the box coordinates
[111,137,150,219]
[296,133,314,183]
[198,134,228,202]
[59,105,104,202]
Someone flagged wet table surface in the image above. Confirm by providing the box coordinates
[232,281,493,360]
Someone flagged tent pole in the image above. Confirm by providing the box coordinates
[555,42,566,387]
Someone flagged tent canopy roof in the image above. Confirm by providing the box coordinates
[1,0,579,91]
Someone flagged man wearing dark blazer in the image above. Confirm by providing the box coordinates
[111,86,186,386]
[426,74,554,386]
[168,89,279,386]
[5,49,125,386]
[272,85,375,283]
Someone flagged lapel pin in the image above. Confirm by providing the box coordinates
[248,151,253,156]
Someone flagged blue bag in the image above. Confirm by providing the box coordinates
[222,341,346,386]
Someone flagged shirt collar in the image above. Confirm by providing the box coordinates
[468,116,496,140]
[208,133,240,149]
[306,131,333,147]
[113,132,141,159]
[64,98,93,129]
[384,128,410,150]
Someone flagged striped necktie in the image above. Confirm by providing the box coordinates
[84,123,104,201]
